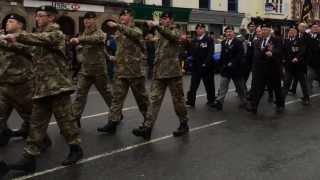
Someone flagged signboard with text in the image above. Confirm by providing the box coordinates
[23,0,105,12]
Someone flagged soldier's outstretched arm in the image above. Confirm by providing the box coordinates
[0,40,33,58]
[78,30,106,45]
[156,26,180,42]
[16,31,64,47]
[118,24,143,41]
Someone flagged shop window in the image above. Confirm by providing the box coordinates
[199,0,209,9]
[228,0,238,12]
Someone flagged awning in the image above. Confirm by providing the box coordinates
[189,9,245,26]
[131,4,191,23]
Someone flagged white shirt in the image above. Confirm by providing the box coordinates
[261,36,271,49]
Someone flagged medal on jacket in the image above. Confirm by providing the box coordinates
[200,42,208,48]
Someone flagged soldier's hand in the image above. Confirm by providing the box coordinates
[147,21,158,28]
[265,51,272,57]
[107,21,118,28]
[70,38,80,45]
[109,56,116,62]
[4,34,16,43]
[292,58,298,63]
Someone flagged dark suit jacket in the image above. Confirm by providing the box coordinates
[252,36,283,75]
[220,38,244,78]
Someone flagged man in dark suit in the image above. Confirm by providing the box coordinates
[247,23,285,114]
[186,23,215,107]
[243,22,256,83]
[306,23,320,94]
[211,26,247,111]
[289,22,309,94]
[282,25,309,105]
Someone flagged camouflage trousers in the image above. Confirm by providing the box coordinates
[25,93,81,156]
[143,77,188,128]
[72,73,112,120]
[109,77,149,122]
[0,81,33,131]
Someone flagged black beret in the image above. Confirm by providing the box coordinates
[120,8,134,16]
[36,6,58,14]
[160,11,173,19]
[196,23,206,29]
[224,25,234,31]
[6,13,26,25]
[84,12,97,19]
[261,22,272,28]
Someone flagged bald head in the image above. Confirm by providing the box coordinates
[298,23,307,33]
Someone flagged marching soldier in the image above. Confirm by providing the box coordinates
[211,26,247,111]
[0,6,83,175]
[282,25,310,105]
[185,23,215,107]
[132,11,189,140]
[244,22,256,84]
[246,23,285,114]
[70,12,112,128]
[0,14,35,146]
[97,9,149,134]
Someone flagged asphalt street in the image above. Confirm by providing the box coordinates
[1,75,320,180]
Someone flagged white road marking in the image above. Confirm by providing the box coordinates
[12,120,227,180]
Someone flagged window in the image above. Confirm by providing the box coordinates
[162,0,171,7]
[199,0,209,9]
[228,0,238,12]
[265,0,283,14]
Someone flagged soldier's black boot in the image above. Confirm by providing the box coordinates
[61,144,83,166]
[76,118,82,128]
[0,128,13,146]
[211,101,223,111]
[132,126,152,140]
[8,155,36,173]
[173,122,189,137]
[97,121,118,134]
[11,128,28,139]
[0,161,9,178]
[40,135,52,153]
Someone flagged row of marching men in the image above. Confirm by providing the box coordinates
[187,21,320,115]
[0,5,202,177]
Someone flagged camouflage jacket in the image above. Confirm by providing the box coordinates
[76,28,107,76]
[0,32,33,84]
[16,23,74,99]
[153,25,183,79]
[114,24,145,78]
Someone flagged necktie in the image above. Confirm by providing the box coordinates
[262,39,267,48]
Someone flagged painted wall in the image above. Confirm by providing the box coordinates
[211,0,228,11]
[172,0,198,9]
[145,0,162,6]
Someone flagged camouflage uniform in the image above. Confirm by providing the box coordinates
[108,24,149,122]
[0,32,33,132]
[143,25,188,128]
[15,23,81,156]
[72,28,112,120]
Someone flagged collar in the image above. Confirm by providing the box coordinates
[197,34,206,40]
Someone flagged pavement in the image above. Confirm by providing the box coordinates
[1,75,320,180]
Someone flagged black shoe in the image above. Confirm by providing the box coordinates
[173,123,189,137]
[185,101,195,108]
[246,104,257,115]
[211,101,223,111]
[97,121,118,134]
[8,155,36,173]
[40,135,52,153]
[132,126,152,140]
[61,144,83,166]
[301,98,310,106]
[275,106,285,114]
[0,161,9,178]
[11,128,28,139]
[239,102,247,109]
[289,89,296,95]
[0,128,13,146]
